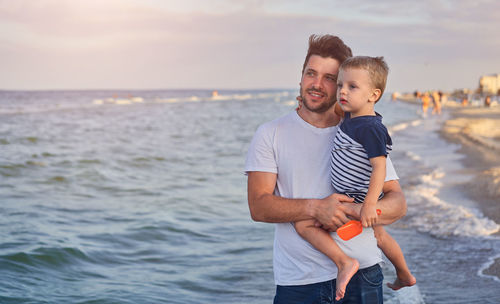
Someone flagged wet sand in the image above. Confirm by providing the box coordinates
[397,95,500,279]
[439,105,500,279]
[440,105,500,223]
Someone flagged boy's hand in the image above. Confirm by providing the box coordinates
[296,95,303,111]
[360,204,378,227]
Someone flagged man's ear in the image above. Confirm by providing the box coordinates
[369,89,382,103]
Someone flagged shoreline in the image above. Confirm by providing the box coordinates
[397,96,500,217]
[439,105,500,225]
[398,97,500,280]
[440,105,500,281]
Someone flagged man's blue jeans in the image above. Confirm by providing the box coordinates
[273,264,384,304]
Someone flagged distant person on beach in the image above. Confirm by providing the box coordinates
[439,91,448,106]
[462,97,469,107]
[421,92,431,115]
[246,34,408,304]
[391,92,399,101]
[484,96,491,107]
[294,56,415,300]
[432,91,442,115]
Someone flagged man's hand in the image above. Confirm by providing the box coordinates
[312,193,356,231]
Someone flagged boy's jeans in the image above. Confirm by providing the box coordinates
[274,264,384,304]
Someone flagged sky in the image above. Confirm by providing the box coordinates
[1,0,499,92]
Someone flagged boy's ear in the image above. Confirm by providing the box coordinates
[369,88,382,103]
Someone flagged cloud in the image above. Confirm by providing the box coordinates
[0,0,499,90]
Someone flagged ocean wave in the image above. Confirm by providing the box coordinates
[155,96,201,103]
[478,254,500,283]
[2,90,293,113]
[283,100,298,107]
[0,104,100,115]
[405,169,500,237]
[153,91,291,104]
[257,91,291,99]
[386,284,426,304]
[0,247,91,269]
[405,151,421,161]
[93,97,144,105]
[0,162,30,177]
[388,119,422,134]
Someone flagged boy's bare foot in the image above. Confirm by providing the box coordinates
[335,258,359,301]
[387,273,416,290]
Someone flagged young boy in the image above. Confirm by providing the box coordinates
[294,56,416,301]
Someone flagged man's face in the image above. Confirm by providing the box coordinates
[299,55,340,114]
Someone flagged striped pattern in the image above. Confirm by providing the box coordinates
[330,127,389,203]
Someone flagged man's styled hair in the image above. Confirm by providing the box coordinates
[301,34,353,75]
[340,56,389,103]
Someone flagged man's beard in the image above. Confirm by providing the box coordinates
[299,86,336,114]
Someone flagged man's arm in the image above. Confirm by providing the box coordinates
[247,171,356,230]
[341,179,406,227]
[375,179,407,225]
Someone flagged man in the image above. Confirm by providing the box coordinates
[245,34,407,303]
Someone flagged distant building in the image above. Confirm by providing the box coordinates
[479,74,500,94]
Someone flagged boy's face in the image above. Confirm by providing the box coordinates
[336,67,380,117]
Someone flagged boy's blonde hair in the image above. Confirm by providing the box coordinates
[340,56,389,103]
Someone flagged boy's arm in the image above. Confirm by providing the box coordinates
[341,179,406,227]
[247,171,356,230]
[361,156,386,227]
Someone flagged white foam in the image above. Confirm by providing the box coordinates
[389,122,409,133]
[232,94,253,100]
[210,94,233,101]
[388,119,422,134]
[211,94,253,101]
[211,91,291,102]
[156,97,182,103]
[257,91,290,99]
[92,97,145,105]
[156,97,200,103]
[131,97,144,103]
[405,151,421,161]
[405,169,500,237]
[411,120,423,127]
[478,253,500,283]
[114,99,132,105]
[152,91,293,104]
[283,100,298,107]
[386,284,426,304]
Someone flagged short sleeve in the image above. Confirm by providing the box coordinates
[355,123,392,159]
[385,156,398,181]
[244,123,278,175]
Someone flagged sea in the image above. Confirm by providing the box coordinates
[1,89,499,303]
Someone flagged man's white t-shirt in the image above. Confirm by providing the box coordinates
[245,111,398,286]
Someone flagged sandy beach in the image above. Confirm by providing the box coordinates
[397,95,500,218]
[440,105,500,223]
[433,103,500,279]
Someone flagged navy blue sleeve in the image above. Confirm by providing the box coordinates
[355,123,392,159]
